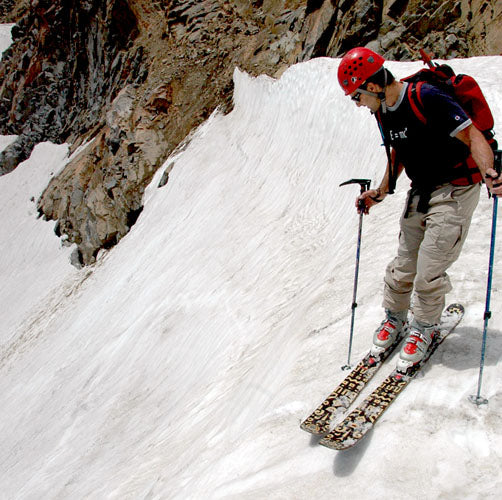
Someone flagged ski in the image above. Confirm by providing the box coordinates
[319,303,464,450]
[300,327,407,435]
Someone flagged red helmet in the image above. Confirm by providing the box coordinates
[338,47,385,95]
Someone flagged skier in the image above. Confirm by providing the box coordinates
[337,47,501,372]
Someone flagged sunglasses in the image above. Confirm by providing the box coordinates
[351,91,362,102]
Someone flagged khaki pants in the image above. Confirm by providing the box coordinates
[383,183,481,324]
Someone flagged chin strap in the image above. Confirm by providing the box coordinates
[380,92,387,114]
[378,69,388,113]
[360,69,389,113]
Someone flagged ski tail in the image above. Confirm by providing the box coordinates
[300,327,407,435]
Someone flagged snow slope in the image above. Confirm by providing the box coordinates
[1,19,502,498]
[0,22,14,54]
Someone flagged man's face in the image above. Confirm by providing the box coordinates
[350,83,381,113]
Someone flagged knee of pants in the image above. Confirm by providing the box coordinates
[414,272,452,297]
[385,257,416,288]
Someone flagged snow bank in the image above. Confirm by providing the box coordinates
[0,142,78,340]
[0,22,14,54]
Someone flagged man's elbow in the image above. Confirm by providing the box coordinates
[455,123,488,149]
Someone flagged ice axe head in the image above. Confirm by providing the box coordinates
[340,178,371,211]
[340,178,371,192]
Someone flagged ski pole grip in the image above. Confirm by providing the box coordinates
[486,151,502,196]
[494,150,502,176]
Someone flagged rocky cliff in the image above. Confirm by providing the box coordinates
[0,0,500,265]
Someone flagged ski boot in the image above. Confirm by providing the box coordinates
[370,310,408,358]
[396,320,438,373]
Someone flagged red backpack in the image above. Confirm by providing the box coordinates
[382,50,497,192]
[404,50,495,137]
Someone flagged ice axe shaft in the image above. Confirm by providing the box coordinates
[340,178,371,370]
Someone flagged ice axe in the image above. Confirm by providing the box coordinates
[339,178,371,370]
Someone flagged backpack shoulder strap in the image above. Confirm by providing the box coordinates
[375,109,397,195]
[407,81,427,125]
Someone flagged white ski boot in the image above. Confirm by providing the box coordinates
[370,310,408,357]
[396,320,438,372]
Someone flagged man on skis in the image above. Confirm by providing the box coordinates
[337,47,501,372]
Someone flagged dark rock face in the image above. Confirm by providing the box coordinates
[38,84,160,264]
[300,0,474,61]
[1,0,500,265]
[0,0,16,19]
[0,0,146,175]
[300,0,383,61]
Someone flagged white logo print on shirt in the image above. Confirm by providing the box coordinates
[389,127,408,141]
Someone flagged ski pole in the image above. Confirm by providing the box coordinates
[340,178,371,370]
[470,149,502,406]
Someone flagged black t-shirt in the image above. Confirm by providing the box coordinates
[379,82,472,189]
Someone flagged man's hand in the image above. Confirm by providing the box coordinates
[485,168,502,196]
[356,189,383,214]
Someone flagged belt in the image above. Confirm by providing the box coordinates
[404,186,434,218]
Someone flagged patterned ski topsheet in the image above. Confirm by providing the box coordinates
[300,329,407,435]
[319,303,464,450]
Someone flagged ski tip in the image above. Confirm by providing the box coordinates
[446,303,464,314]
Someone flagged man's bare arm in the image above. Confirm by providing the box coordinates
[456,124,500,194]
